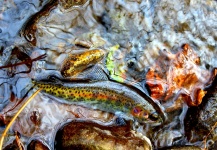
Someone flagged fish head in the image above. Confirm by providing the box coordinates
[131,105,163,125]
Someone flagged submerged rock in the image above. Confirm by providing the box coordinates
[158,145,201,150]
[3,140,21,150]
[55,121,152,150]
[184,71,217,149]
[59,0,88,9]
[198,73,217,130]
[27,140,49,150]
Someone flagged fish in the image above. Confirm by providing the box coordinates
[33,80,165,125]
[60,49,105,77]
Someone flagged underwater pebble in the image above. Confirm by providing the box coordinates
[27,140,49,150]
[55,121,152,150]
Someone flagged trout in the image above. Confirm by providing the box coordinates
[33,80,165,125]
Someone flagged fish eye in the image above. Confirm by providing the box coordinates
[149,112,159,121]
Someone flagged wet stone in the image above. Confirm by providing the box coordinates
[59,0,88,9]
[184,74,217,148]
[158,145,202,150]
[3,141,20,150]
[54,121,152,150]
[27,140,49,150]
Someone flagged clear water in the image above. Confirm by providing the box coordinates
[0,0,217,149]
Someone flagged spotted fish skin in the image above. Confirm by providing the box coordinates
[60,49,105,77]
[33,80,164,125]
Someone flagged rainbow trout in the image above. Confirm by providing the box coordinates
[33,80,165,125]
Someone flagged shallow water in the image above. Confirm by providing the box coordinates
[0,0,217,149]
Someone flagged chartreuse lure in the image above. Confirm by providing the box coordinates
[33,80,164,125]
[106,45,126,83]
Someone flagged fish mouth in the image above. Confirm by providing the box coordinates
[150,115,164,125]
[143,116,164,126]
[146,110,167,126]
[148,99,168,125]
[135,112,166,126]
[149,112,161,121]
